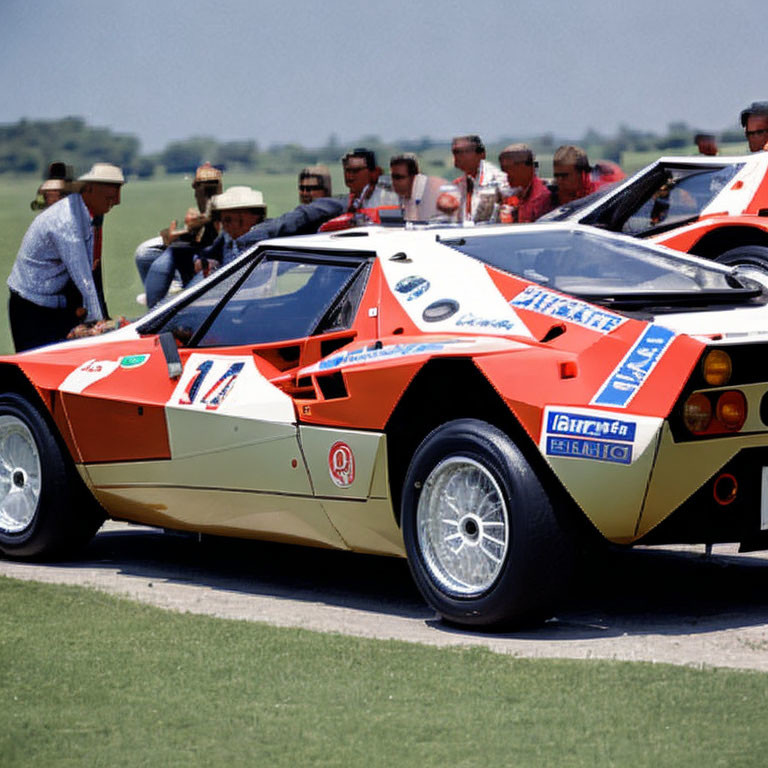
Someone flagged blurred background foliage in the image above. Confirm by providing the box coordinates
[0,116,752,180]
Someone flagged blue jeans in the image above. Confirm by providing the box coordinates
[145,244,198,308]
[134,236,165,285]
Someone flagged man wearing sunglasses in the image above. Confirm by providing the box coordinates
[389,153,446,221]
[341,148,398,212]
[298,165,332,204]
[740,102,768,153]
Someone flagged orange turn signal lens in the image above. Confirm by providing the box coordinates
[715,390,747,431]
[702,350,732,387]
[683,393,712,434]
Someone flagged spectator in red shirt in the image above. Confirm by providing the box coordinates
[694,133,718,156]
[498,144,553,223]
[552,145,596,205]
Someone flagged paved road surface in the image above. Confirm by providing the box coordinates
[2,521,768,671]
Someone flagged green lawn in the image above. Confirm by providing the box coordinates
[1,576,767,767]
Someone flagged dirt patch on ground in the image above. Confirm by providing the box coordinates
[2,521,768,671]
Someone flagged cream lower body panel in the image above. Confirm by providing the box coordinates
[637,424,768,539]
[79,464,404,557]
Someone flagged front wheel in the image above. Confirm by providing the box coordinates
[0,393,103,559]
[401,419,574,628]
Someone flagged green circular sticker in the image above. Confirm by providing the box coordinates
[119,354,150,369]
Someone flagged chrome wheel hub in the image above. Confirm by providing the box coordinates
[416,456,509,596]
[0,416,41,534]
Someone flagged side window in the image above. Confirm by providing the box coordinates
[196,256,360,347]
[621,165,741,236]
[151,261,252,345]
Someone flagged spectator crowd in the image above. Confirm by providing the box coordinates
[7,100,768,352]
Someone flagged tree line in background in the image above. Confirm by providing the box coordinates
[0,116,750,179]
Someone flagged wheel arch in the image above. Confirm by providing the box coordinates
[688,226,768,259]
[384,357,585,533]
[0,362,83,475]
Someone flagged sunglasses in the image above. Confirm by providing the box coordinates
[299,184,324,192]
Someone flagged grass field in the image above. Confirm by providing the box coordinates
[2,576,768,768]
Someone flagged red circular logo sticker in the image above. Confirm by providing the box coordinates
[329,441,355,488]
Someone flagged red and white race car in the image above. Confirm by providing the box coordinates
[3,223,768,627]
[542,152,768,272]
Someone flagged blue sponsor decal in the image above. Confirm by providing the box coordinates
[455,313,519,331]
[317,341,462,371]
[510,286,625,333]
[547,411,636,442]
[395,275,430,301]
[592,325,675,408]
[546,436,632,465]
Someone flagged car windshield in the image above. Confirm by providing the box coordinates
[547,162,743,236]
[445,229,763,310]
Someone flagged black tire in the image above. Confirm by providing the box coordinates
[714,245,768,273]
[401,418,574,629]
[0,392,104,559]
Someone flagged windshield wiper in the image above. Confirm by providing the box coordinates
[637,214,700,237]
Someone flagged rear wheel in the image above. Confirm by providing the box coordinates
[401,419,574,628]
[0,393,103,559]
[714,245,768,278]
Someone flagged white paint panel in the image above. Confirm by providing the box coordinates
[59,358,120,393]
[701,153,768,216]
[167,353,295,423]
[378,238,534,338]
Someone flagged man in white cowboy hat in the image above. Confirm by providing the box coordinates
[144,185,267,308]
[7,162,124,351]
[143,185,346,308]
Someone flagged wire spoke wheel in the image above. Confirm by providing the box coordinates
[0,392,104,559]
[0,415,41,534]
[417,456,508,596]
[402,419,575,628]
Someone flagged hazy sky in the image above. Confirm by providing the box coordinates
[2,0,763,152]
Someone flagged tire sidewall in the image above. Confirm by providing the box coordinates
[0,393,69,557]
[714,245,768,273]
[401,418,564,627]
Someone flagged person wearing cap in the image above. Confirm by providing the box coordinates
[30,162,74,211]
[134,162,223,303]
[498,144,554,223]
[389,153,446,221]
[7,162,124,351]
[342,148,398,212]
[298,165,332,204]
[740,102,768,152]
[30,178,70,211]
[552,145,597,205]
[449,134,508,222]
[143,187,346,308]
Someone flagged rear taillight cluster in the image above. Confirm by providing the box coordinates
[682,350,747,436]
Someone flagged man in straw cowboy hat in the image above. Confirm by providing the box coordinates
[8,162,124,351]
